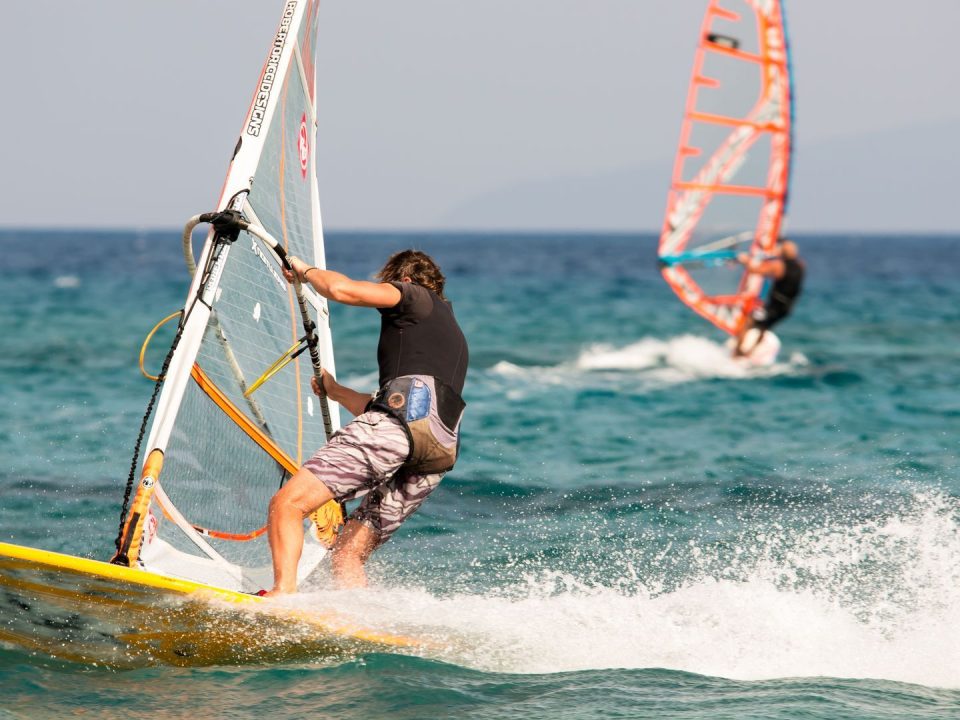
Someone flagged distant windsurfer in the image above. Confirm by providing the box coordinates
[265,250,469,594]
[733,239,805,357]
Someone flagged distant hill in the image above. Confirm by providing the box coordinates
[440,119,960,234]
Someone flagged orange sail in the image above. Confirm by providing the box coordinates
[658,0,793,335]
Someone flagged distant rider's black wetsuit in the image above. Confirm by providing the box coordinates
[752,256,805,330]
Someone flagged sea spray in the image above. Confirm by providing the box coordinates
[294,488,960,687]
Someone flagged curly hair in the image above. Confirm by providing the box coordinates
[376,249,447,300]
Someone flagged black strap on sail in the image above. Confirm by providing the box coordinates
[706,33,740,50]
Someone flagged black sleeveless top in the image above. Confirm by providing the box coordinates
[377,282,468,394]
[769,257,805,309]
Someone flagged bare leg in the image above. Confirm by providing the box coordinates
[753,327,767,348]
[265,467,334,596]
[733,321,752,357]
[330,520,379,589]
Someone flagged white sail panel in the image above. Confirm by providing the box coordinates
[116,0,338,593]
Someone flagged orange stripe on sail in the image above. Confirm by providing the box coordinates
[188,363,299,541]
[674,182,775,198]
[191,364,297,476]
[708,5,739,22]
[688,111,783,133]
[704,42,762,64]
[198,526,267,542]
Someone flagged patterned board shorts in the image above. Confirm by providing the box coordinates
[302,410,444,545]
[751,302,789,330]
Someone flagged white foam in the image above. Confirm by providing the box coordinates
[489,335,807,391]
[294,490,960,688]
[53,275,80,288]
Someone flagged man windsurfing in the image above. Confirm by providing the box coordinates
[265,250,468,593]
[733,239,805,357]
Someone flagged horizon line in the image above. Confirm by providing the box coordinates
[1,225,958,239]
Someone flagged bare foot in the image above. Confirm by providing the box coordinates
[260,585,295,597]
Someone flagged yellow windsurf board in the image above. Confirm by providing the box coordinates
[0,541,419,668]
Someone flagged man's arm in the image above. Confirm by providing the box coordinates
[313,371,371,417]
[286,256,402,309]
[737,253,785,279]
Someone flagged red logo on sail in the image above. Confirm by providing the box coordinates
[298,113,309,178]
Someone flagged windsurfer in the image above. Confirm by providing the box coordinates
[733,239,805,357]
[265,250,468,593]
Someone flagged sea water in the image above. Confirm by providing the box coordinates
[1,231,958,719]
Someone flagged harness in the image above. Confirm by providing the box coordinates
[368,375,466,474]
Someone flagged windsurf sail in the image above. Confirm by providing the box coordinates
[658,0,794,335]
[113,0,340,593]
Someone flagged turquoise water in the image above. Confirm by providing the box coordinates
[1,230,959,718]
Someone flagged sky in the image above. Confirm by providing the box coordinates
[1,1,957,233]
